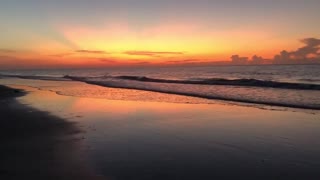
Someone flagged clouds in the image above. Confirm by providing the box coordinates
[124,51,184,57]
[49,49,108,58]
[231,55,248,65]
[51,49,185,61]
[75,50,108,54]
[273,38,320,64]
[273,50,291,64]
[0,49,16,53]
[50,53,73,58]
[231,37,320,65]
[251,55,264,64]
[2,35,320,69]
[291,38,320,59]
[230,54,266,65]
[54,49,184,57]
[98,58,117,63]
[167,59,198,64]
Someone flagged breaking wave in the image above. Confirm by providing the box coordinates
[113,75,320,90]
[0,74,69,81]
[64,75,320,110]
[1,73,320,110]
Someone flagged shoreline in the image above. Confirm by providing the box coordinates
[0,85,103,180]
[1,82,320,179]
[1,76,319,110]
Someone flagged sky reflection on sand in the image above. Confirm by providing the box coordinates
[9,84,320,179]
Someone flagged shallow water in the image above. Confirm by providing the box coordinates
[1,65,320,109]
[8,82,320,180]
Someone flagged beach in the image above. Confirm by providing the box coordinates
[1,1,320,179]
[1,78,320,179]
[0,85,103,180]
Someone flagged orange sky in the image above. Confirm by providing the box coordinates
[0,1,319,69]
[0,21,302,68]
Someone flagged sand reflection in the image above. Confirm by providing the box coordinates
[11,85,320,180]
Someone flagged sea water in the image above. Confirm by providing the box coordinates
[1,64,320,109]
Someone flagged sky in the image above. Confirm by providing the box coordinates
[0,0,319,69]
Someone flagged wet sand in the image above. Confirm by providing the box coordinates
[0,85,103,180]
[1,80,320,180]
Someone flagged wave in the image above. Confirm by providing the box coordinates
[64,75,320,110]
[298,78,320,83]
[0,74,70,81]
[113,75,320,90]
[2,74,320,110]
[3,73,320,90]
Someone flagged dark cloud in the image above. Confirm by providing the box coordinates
[231,55,248,65]
[0,49,16,53]
[273,38,320,64]
[0,55,17,60]
[251,55,264,64]
[231,38,320,65]
[124,51,184,57]
[75,50,107,54]
[134,61,150,65]
[99,58,117,63]
[291,38,320,59]
[51,49,108,57]
[50,53,73,58]
[301,38,320,47]
[229,55,266,65]
[167,59,198,63]
[273,50,291,64]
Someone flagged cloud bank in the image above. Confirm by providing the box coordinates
[273,38,320,64]
[231,55,249,65]
[231,37,320,65]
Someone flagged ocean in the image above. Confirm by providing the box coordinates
[1,64,320,110]
[2,64,320,180]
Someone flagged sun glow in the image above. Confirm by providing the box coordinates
[1,1,319,68]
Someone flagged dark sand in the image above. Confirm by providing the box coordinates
[0,85,103,180]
